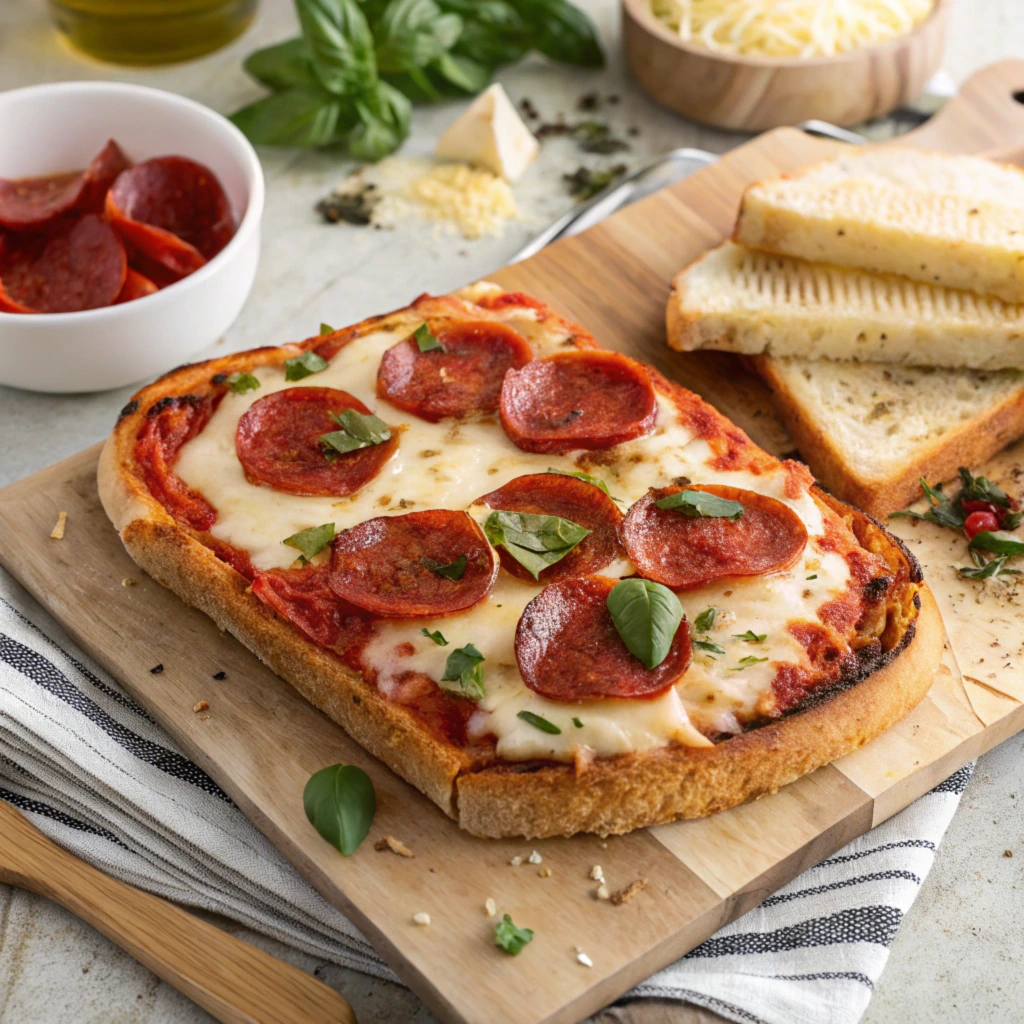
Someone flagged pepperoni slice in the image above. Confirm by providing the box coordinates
[620,484,808,591]
[134,395,219,531]
[376,320,532,422]
[515,575,692,701]
[328,510,497,618]
[500,351,657,454]
[0,214,127,313]
[236,387,397,497]
[106,156,235,276]
[0,171,85,231]
[475,472,624,583]
[79,140,132,214]
[116,267,158,303]
[252,563,351,648]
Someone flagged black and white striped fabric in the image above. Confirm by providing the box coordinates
[0,568,969,1024]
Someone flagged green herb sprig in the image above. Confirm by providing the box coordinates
[483,510,590,580]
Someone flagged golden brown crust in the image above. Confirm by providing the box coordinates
[99,283,936,838]
[750,355,1024,519]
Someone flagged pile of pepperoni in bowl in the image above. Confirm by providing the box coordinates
[0,139,236,315]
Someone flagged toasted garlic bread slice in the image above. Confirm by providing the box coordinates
[750,356,1024,518]
[667,242,1024,371]
[734,148,1024,304]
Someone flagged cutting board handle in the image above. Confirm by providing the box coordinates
[903,59,1024,157]
[0,800,355,1024]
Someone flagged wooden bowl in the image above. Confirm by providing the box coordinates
[622,0,949,131]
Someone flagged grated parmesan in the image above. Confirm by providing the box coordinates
[650,0,935,58]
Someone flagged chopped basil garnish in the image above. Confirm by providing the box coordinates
[959,555,1022,581]
[441,643,485,700]
[730,655,768,671]
[225,371,260,394]
[420,628,448,646]
[693,638,725,655]
[494,914,533,955]
[283,522,335,561]
[517,710,561,735]
[572,716,583,729]
[656,489,744,520]
[320,322,335,335]
[890,468,1022,532]
[320,408,392,457]
[734,630,766,643]
[483,510,590,580]
[806,574,818,580]
[285,350,329,381]
[302,764,375,856]
[967,531,1024,557]
[606,578,683,670]
[545,467,614,499]
[421,555,467,580]
[414,322,444,353]
[693,607,718,633]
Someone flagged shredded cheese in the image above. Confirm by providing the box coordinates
[650,0,935,58]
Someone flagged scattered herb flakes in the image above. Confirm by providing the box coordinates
[572,716,584,728]
[414,322,444,353]
[693,607,718,633]
[285,350,329,381]
[420,627,449,646]
[572,120,629,154]
[225,371,260,394]
[562,163,628,201]
[150,664,164,675]
[316,182,380,225]
[441,643,486,700]
[283,522,335,560]
[494,914,534,955]
[517,710,561,735]
[959,555,1022,581]
[693,638,725,655]
[730,656,768,671]
[421,555,467,580]
[806,574,818,580]
[320,322,335,335]
[734,630,766,643]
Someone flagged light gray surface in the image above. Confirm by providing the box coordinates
[1,1,1023,1022]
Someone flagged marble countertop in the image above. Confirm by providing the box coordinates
[1,0,1022,1021]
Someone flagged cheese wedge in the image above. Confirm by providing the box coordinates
[734,148,1024,304]
[435,83,538,183]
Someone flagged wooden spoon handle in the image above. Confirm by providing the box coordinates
[1,804,355,1024]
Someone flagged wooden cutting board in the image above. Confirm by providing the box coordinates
[3,59,1024,1024]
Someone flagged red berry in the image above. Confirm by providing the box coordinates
[961,499,1001,517]
[964,511,1000,539]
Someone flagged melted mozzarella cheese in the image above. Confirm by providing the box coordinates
[174,317,851,762]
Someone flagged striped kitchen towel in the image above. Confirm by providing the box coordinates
[0,567,970,1024]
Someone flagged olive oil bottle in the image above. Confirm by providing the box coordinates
[49,0,258,66]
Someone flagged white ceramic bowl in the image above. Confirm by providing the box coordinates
[0,81,264,393]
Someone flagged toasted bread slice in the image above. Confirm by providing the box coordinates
[667,241,1024,370]
[733,148,1024,304]
[750,355,1024,518]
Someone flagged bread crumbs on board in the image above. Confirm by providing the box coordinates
[50,511,67,539]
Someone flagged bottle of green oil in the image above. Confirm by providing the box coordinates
[48,0,258,66]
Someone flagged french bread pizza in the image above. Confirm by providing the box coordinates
[99,283,942,838]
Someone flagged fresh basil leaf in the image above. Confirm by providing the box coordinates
[421,555,467,580]
[283,522,335,560]
[655,489,744,520]
[730,655,768,671]
[433,52,491,93]
[605,578,683,670]
[692,606,718,634]
[545,467,612,498]
[376,0,463,73]
[303,763,375,855]
[734,630,766,643]
[517,709,561,734]
[285,350,330,381]
[889,477,964,531]
[967,531,1024,557]
[494,913,533,955]
[1003,511,1024,531]
[421,627,448,646]
[320,322,335,335]
[441,643,485,700]
[513,0,604,67]
[693,637,725,656]
[297,0,378,95]
[957,466,1011,508]
[225,371,260,394]
[483,510,590,580]
[572,716,583,728]
[348,80,412,160]
[244,37,319,90]
[958,554,1022,581]
[230,87,350,148]
[321,408,393,456]
[452,19,528,66]
[414,322,444,352]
